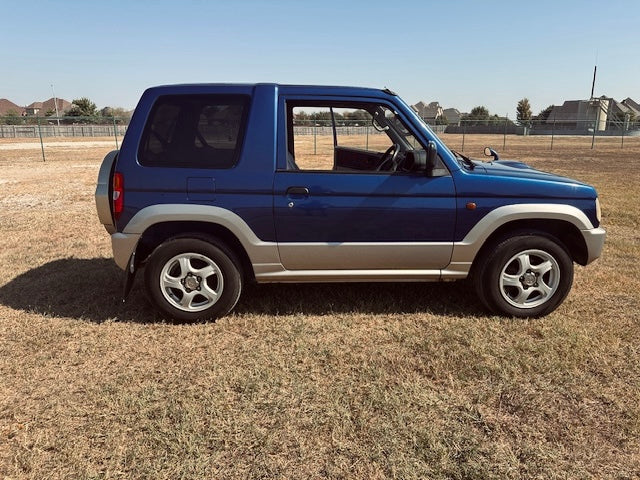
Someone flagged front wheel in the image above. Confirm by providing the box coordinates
[474,234,574,318]
[144,238,242,322]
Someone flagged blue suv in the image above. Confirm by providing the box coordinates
[95,84,605,321]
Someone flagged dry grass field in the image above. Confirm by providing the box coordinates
[0,134,638,479]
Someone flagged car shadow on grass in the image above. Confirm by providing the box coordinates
[0,258,485,323]
[235,282,483,317]
[0,258,157,324]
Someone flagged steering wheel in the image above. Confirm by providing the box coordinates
[376,144,400,171]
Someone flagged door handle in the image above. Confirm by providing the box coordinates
[286,186,309,196]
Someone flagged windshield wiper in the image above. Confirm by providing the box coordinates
[451,149,474,169]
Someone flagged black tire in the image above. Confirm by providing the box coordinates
[144,237,242,322]
[473,233,573,318]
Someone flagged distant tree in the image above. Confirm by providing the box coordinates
[470,106,489,117]
[516,98,532,126]
[464,106,490,126]
[100,106,132,124]
[67,97,98,117]
[534,105,554,123]
[308,111,344,125]
[3,109,22,125]
[491,114,515,126]
[293,110,310,125]
[45,109,56,117]
[344,109,370,122]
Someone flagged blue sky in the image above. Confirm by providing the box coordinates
[2,0,639,116]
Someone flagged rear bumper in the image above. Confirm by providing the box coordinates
[582,227,606,265]
[112,233,141,270]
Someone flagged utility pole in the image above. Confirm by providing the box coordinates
[51,84,60,127]
[590,65,597,99]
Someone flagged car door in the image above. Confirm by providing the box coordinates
[274,171,456,270]
[272,96,456,271]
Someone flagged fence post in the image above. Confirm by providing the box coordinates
[365,124,369,150]
[503,117,507,150]
[37,117,46,162]
[113,116,119,149]
[551,117,555,150]
[462,122,466,152]
[313,123,317,155]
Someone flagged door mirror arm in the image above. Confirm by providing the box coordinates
[426,141,437,176]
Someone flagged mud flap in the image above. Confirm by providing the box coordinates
[122,251,137,303]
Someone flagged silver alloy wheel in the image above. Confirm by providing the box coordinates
[499,249,560,309]
[159,252,224,312]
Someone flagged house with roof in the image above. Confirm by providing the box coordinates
[541,95,639,133]
[621,98,640,119]
[25,97,72,116]
[607,98,634,125]
[0,98,25,116]
[412,101,444,124]
[411,101,465,126]
[546,97,610,131]
[443,108,462,126]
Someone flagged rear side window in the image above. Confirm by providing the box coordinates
[138,94,249,168]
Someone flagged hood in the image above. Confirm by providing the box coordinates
[457,159,597,200]
[473,159,590,187]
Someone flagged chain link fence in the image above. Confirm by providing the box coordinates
[0,115,130,162]
[449,116,640,150]
[293,116,640,151]
[2,114,638,161]
[0,116,129,139]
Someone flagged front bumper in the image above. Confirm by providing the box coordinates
[582,227,606,265]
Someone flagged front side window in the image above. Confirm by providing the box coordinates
[286,101,440,174]
[138,94,249,168]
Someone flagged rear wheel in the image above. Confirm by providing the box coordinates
[144,237,242,322]
[474,233,573,318]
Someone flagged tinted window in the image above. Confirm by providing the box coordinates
[138,94,249,168]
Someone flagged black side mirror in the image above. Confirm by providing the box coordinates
[404,142,437,174]
[426,141,437,174]
[483,146,499,161]
[404,150,425,171]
